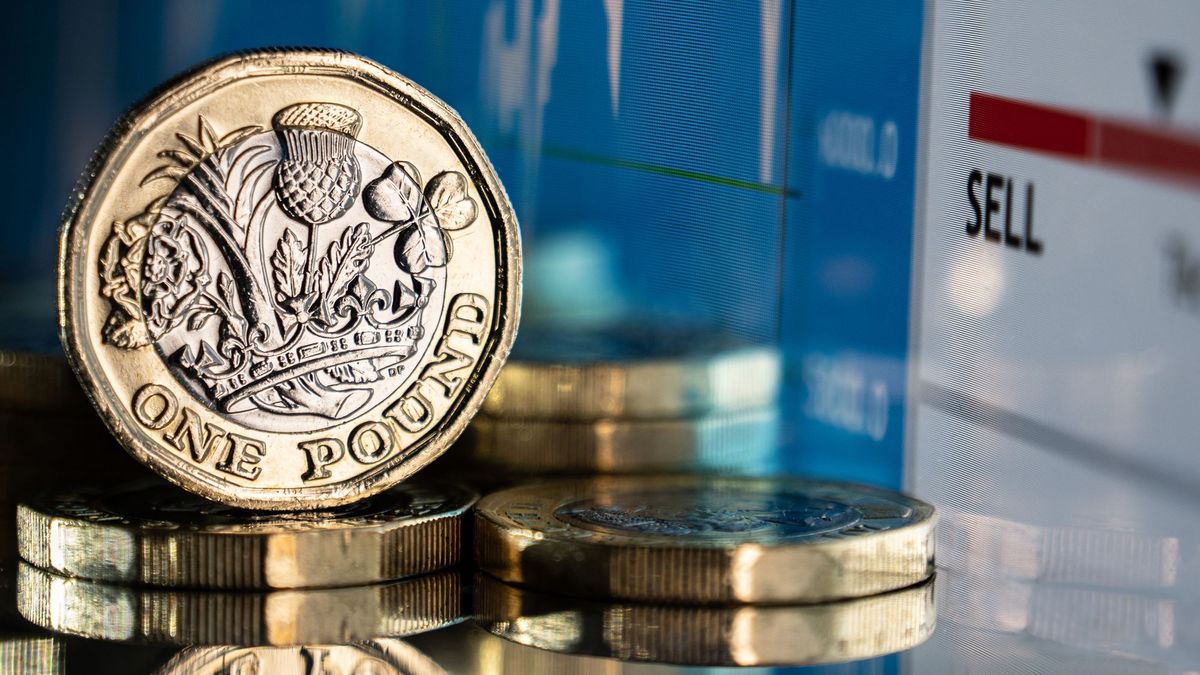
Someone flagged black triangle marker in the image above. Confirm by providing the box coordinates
[1150,51,1184,118]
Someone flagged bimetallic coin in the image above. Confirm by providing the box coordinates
[475,475,935,603]
[18,563,463,647]
[464,408,780,474]
[474,573,936,667]
[482,324,780,420]
[18,480,474,588]
[58,49,521,509]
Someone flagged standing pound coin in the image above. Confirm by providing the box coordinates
[58,49,521,508]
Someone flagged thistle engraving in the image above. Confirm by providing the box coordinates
[98,104,478,432]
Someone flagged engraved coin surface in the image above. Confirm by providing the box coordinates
[475,475,935,603]
[18,479,475,588]
[482,324,780,420]
[58,49,521,508]
[474,573,936,666]
[158,641,446,675]
[17,562,463,647]
[157,642,446,675]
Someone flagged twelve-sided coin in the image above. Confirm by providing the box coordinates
[18,479,475,589]
[58,49,520,508]
[475,475,935,603]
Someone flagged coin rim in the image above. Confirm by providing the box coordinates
[474,475,936,603]
[56,48,521,508]
[17,481,477,588]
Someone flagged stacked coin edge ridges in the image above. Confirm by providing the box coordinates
[16,502,465,589]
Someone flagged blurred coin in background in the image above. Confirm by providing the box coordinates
[0,352,90,415]
[17,563,464,647]
[0,352,153,630]
[475,475,935,603]
[462,407,780,475]
[473,572,936,667]
[57,49,520,509]
[18,480,474,589]
[482,323,781,420]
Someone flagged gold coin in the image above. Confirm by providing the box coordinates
[482,324,780,420]
[474,573,936,667]
[464,408,780,474]
[57,49,521,509]
[18,480,473,589]
[156,641,446,675]
[0,352,90,415]
[17,562,463,646]
[475,475,935,603]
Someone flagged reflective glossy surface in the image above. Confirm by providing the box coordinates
[3,3,1198,673]
[5,564,1193,673]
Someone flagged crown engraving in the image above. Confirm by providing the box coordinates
[97,106,480,431]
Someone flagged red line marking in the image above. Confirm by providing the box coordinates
[969,92,1093,158]
[969,91,1200,186]
[1098,119,1200,183]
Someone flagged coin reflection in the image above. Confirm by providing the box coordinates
[155,640,445,675]
[0,633,63,674]
[472,573,936,667]
[17,563,465,646]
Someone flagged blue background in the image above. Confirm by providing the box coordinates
[2,0,923,493]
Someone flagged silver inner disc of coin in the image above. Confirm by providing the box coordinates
[40,481,468,531]
[144,128,446,434]
[555,488,863,540]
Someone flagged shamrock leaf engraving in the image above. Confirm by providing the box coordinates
[362,162,424,224]
[424,171,477,231]
[363,162,450,275]
[396,218,447,275]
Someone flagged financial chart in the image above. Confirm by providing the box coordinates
[1,1,1198,671]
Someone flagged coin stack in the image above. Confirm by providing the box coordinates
[470,474,937,667]
[15,479,473,646]
[0,47,940,673]
[7,48,518,670]
[446,323,785,484]
[0,352,156,630]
